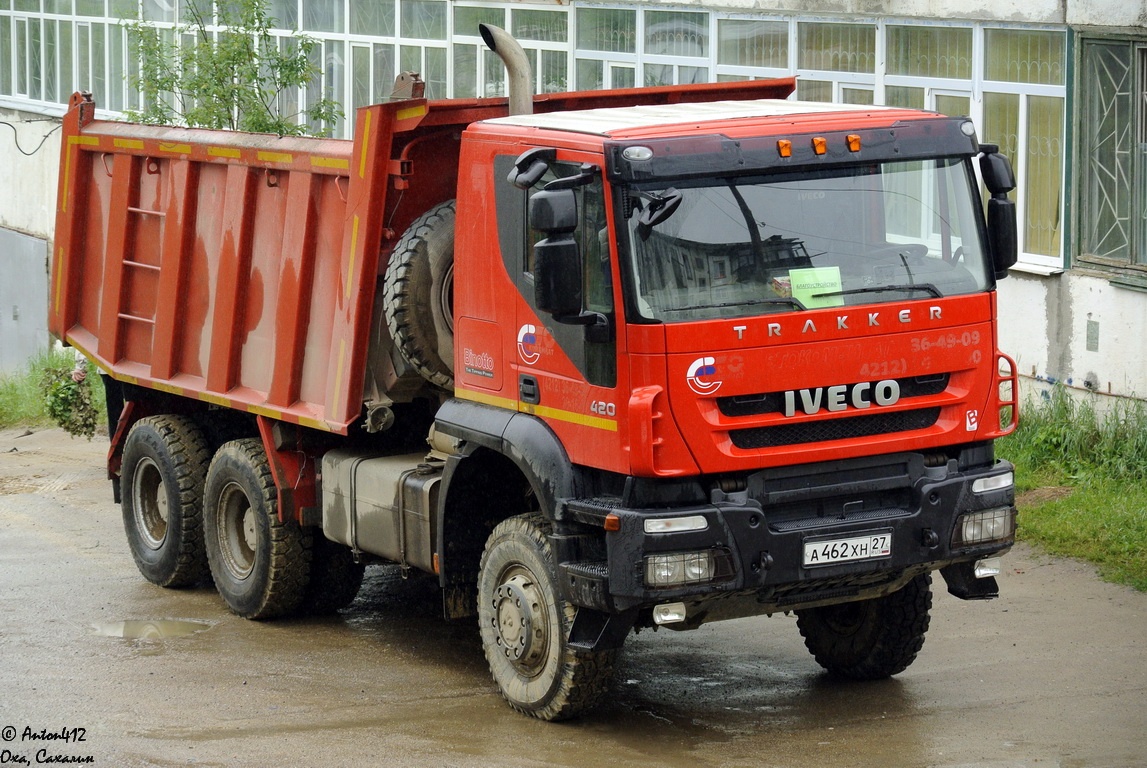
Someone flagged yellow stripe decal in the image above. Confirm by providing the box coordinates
[311,156,349,170]
[522,402,619,432]
[249,405,285,422]
[358,110,371,179]
[208,146,242,159]
[158,142,192,155]
[61,137,97,212]
[153,381,185,396]
[330,339,347,419]
[199,392,230,407]
[396,104,427,122]
[53,247,64,313]
[455,388,618,432]
[257,150,293,164]
[455,388,518,411]
[298,416,333,432]
[345,216,359,300]
[113,138,145,150]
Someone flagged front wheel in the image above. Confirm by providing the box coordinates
[203,439,311,619]
[477,514,618,720]
[795,573,932,680]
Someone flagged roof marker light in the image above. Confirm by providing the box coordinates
[847,134,861,152]
[622,146,654,161]
[812,137,827,155]
[777,139,792,158]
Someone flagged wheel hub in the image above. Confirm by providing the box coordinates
[492,573,547,670]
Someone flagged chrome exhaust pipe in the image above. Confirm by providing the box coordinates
[479,24,533,116]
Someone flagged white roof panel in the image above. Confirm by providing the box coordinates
[481,99,902,137]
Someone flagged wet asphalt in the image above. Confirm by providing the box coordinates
[1,427,1145,767]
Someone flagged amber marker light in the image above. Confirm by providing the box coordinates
[777,139,792,158]
[604,513,621,532]
[847,134,862,152]
[812,137,827,155]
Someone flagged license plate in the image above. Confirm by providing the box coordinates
[803,531,892,568]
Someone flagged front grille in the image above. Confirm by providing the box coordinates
[730,407,941,449]
[718,374,949,417]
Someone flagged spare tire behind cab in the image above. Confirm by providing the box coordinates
[384,200,455,390]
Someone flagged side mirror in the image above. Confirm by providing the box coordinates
[978,147,1018,278]
[530,189,583,318]
[509,147,556,189]
[987,198,1018,279]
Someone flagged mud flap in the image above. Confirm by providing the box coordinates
[941,561,1000,600]
[568,607,637,653]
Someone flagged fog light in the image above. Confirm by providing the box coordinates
[645,551,714,587]
[974,557,1002,578]
[653,602,687,625]
[972,472,1013,494]
[644,515,708,534]
[952,507,1015,547]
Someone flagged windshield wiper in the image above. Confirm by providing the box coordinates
[671,296,809,312]
[814,283,944,300]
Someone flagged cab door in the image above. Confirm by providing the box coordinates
[494,151,629,473]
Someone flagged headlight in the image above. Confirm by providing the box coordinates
[952,507,1015,547]
[643,550,737,588]
[972,472,1013,494]
[644,515,708,534]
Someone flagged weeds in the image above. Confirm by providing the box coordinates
[998,385,1147,591]
[0,348,106,435]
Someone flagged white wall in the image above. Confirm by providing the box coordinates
[0,107,62,239]
[997,270,1147,401]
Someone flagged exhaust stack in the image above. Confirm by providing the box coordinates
[479,24,534,116]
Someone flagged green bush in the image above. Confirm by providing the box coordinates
[998,385,1147,591]
[1000,385,1147,486]
[0,348,106,437]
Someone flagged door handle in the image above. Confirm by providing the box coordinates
[519,375,539,404]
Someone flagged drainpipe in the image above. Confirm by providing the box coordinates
[479,24,534,116]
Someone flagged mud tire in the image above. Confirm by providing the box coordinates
[120,415,211,588]
[384,200,455,389]
[795,573,932,680]
[303,537,366,614]
[478,514,618,721]
[203,439,311,619]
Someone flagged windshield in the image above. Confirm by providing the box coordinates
[621,159,990,322]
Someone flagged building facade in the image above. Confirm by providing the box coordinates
[0,0,1143,399]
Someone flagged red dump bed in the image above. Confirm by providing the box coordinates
[50,79,794,433]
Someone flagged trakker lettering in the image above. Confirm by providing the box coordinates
[783,379,901,417]
[765,306,942,338]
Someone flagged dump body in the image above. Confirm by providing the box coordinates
[49,79,794,433]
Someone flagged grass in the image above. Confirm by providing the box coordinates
[998,386,1147,592]
[0,347,106,433]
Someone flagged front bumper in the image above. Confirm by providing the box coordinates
[560,449,1015,621]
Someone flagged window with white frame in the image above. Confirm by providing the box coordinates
[1077,36,1147,272]
[981,28,1066,267]
[0,2,1067,275]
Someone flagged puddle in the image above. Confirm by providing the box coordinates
[92,619,212,640]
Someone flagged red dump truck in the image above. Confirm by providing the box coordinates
[50,26,1019,720]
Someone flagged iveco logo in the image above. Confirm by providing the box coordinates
[784,379,900,417]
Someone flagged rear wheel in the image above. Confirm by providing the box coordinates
[120,415,211,587]
[477,514,618,720]
[203,439,311,619]
[303,537,365,614]
[795,573,932,679]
